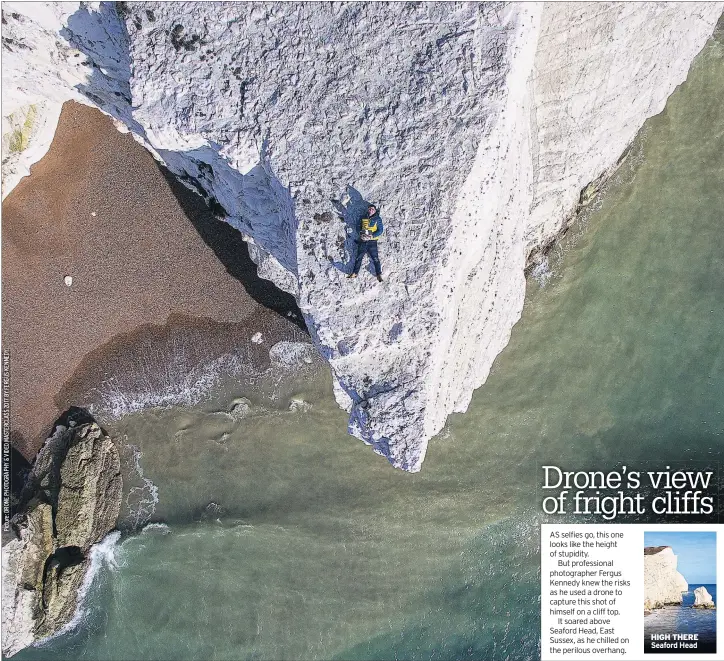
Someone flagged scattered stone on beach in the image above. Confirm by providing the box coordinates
[693,586,716,609]
[1,415,122,658]
[289,397,312,413]
[228,398,252,420]
[251,332,263,344]
[63,275,72,286]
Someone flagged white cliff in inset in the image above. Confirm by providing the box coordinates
[693,586,716,609]
[644,546,689,610]
[2,2,722,470]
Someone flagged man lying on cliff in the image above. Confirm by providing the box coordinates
[347,204,384,282]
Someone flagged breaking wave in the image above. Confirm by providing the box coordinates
[530,256,553,287]
[89,351,249,420]
[33,531,122,649]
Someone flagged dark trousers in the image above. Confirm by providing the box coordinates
[352,240,382,276]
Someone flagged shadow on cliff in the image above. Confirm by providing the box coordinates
[156,165,306,331]
[329,186,379,276]
[61,3,147,136]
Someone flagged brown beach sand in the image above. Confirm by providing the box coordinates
[2,102,304,459]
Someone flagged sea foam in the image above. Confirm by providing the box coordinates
[121,442,159,529]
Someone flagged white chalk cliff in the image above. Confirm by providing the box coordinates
[693,585,715,609]
[2,2,722,470]
[644,546,689,610]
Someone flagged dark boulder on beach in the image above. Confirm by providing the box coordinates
[1,412,122,657]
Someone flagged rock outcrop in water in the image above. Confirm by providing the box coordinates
[1,416,122,657]
[644,546,689,611]
[693,586,716,609]
[2,2,723,470]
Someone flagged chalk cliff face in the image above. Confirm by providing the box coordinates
[644,546,689,610]
[2,3,722,470]
[693,586,716,609]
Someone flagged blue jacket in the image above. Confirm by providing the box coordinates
[360,212,384,240]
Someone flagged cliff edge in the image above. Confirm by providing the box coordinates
[2,2,722,470]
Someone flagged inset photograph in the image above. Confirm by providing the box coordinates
[644,531,716,654]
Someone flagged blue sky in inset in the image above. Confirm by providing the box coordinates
[645,531,717,584]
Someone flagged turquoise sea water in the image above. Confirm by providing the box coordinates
[14,22,724,661]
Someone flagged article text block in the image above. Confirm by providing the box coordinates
[542,524,723,661]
